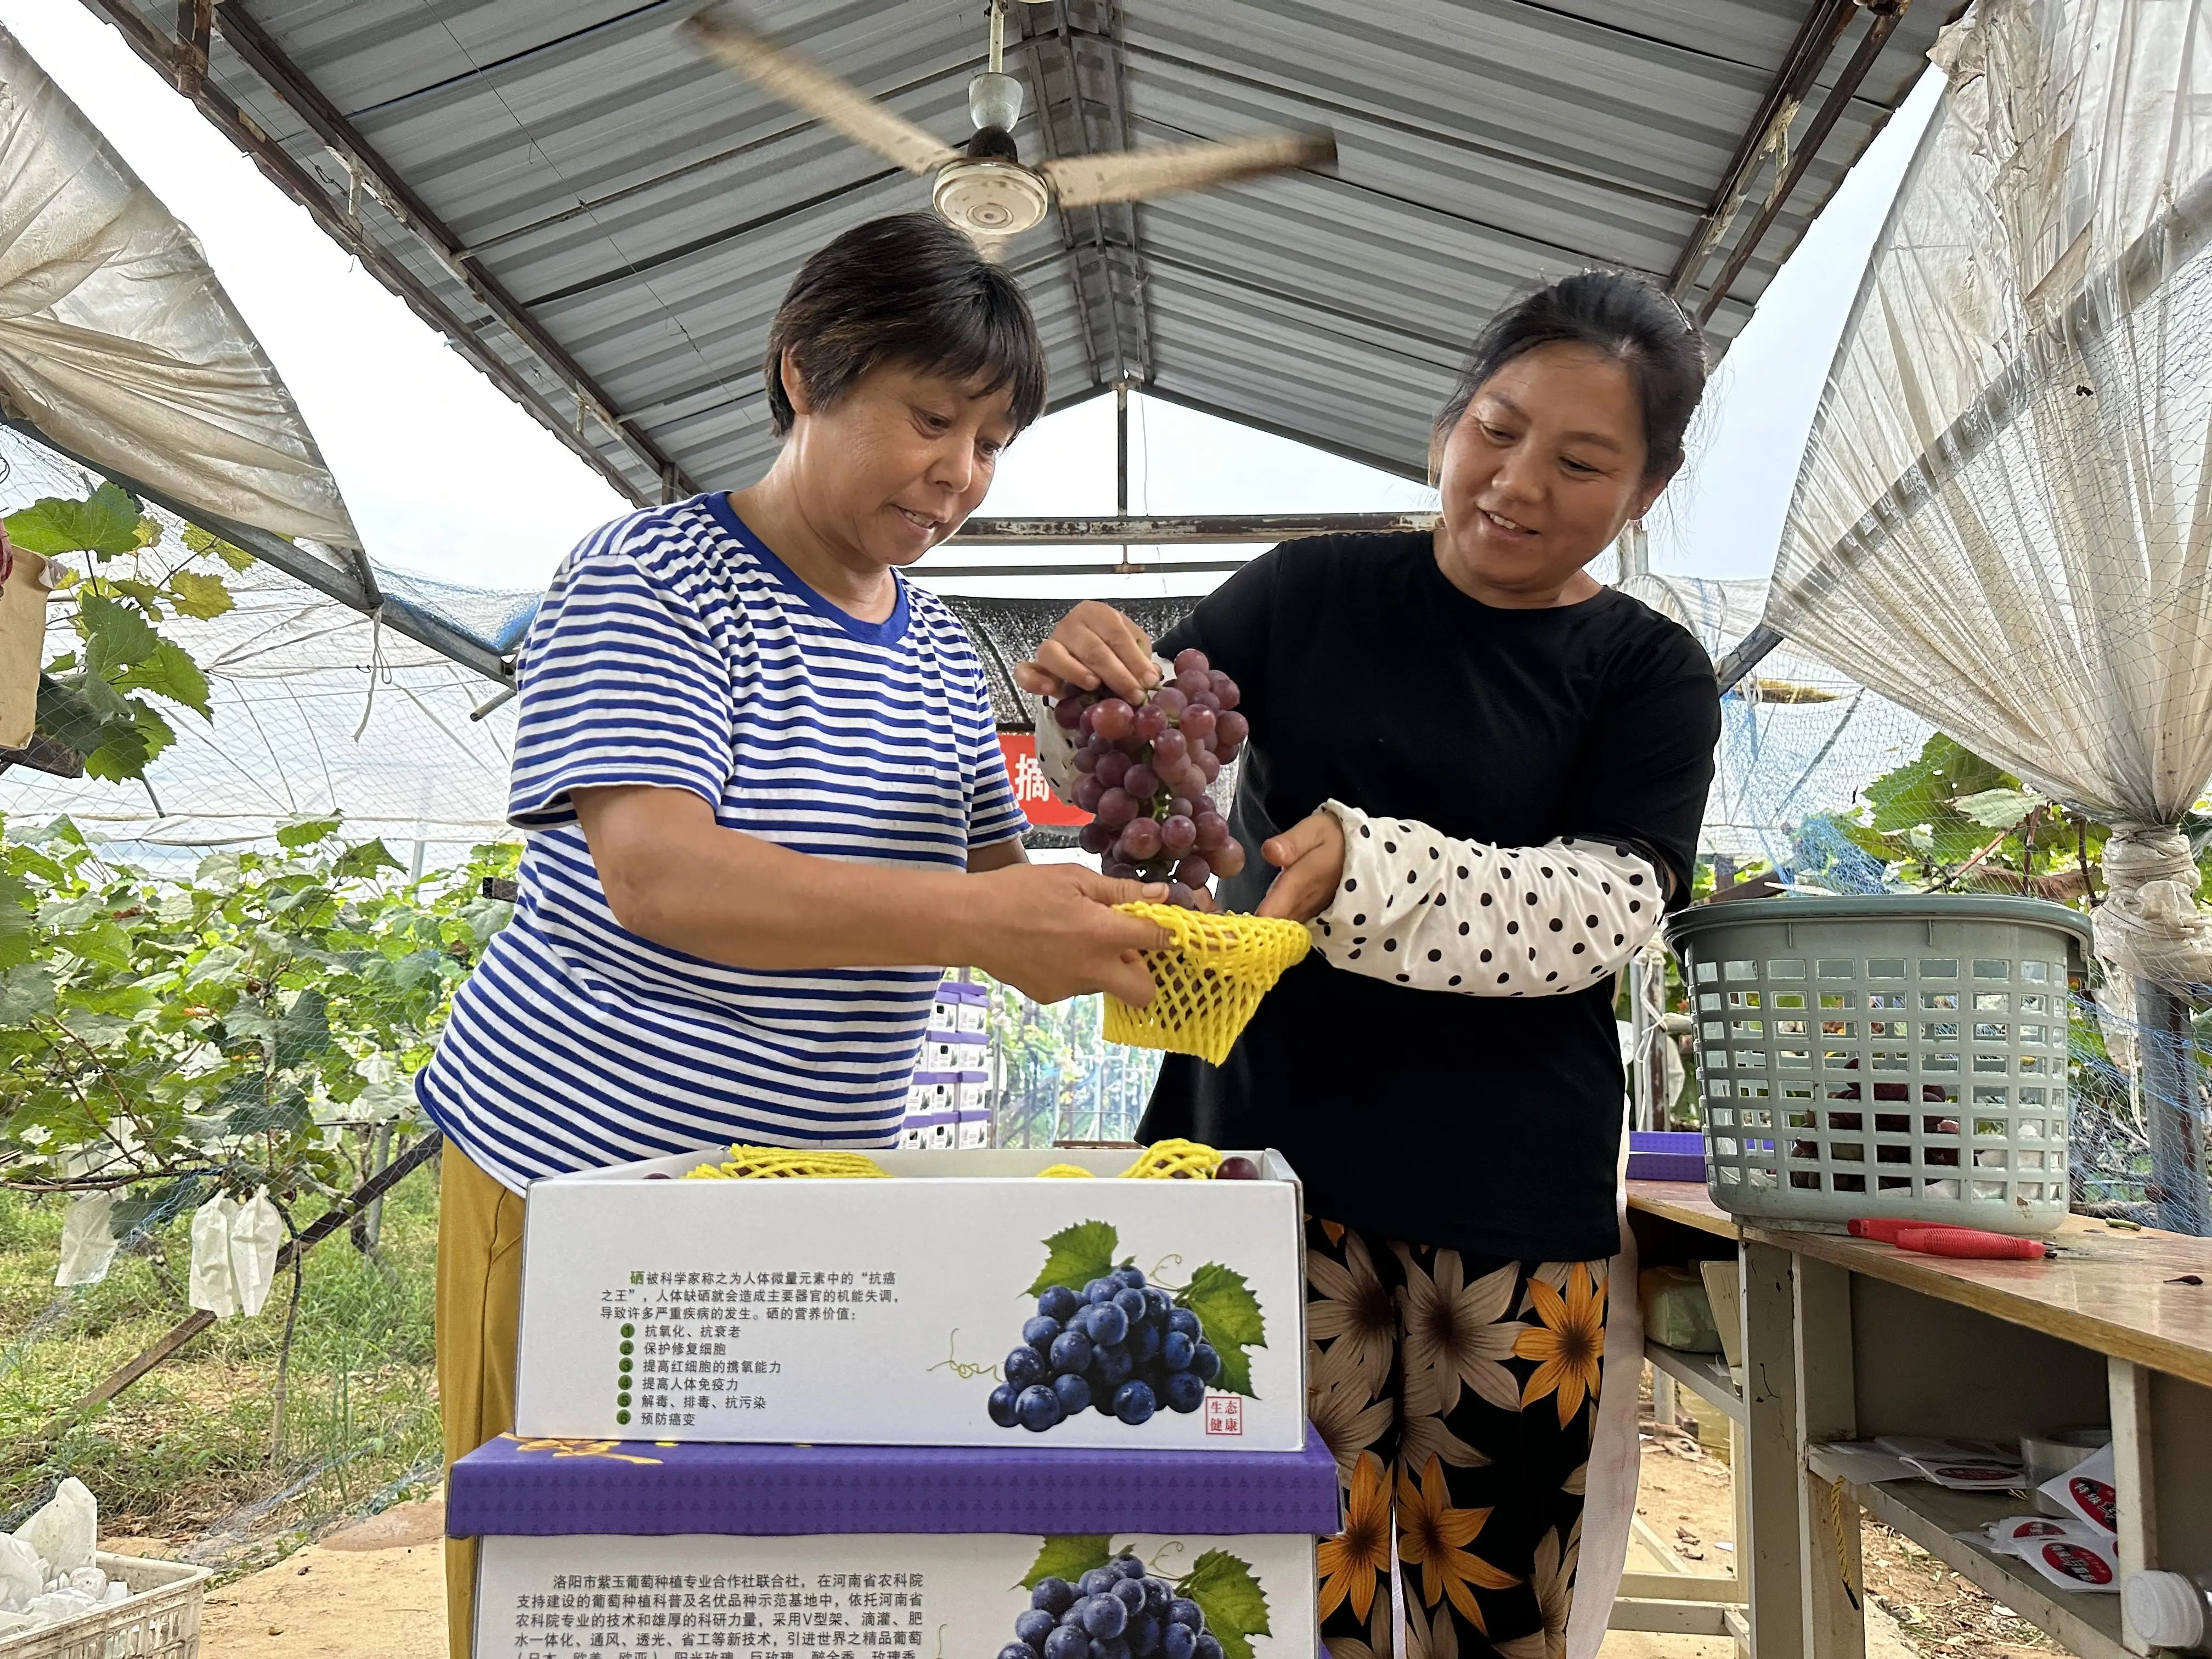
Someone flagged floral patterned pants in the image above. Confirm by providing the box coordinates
[1306,1217,1609,1659]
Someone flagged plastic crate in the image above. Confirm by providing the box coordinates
[0,1553,210,1659]
[1665,895,2091,1236]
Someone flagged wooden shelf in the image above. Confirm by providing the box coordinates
[1805,1453,2129,1659]
[1645,1339,1746,1425]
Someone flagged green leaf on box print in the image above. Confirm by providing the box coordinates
[1025,1220,1120,1297]
[1177,1262,1266,1400]
[1180,1550,1271,1659]
[1020,1536,1112,1591]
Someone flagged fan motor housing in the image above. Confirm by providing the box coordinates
[933,157,1049,238]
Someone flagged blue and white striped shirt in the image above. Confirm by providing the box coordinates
[416,493,1025,1191]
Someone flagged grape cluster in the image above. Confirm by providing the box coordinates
[987,1266,1220,1432]
[998,1555,1224,1659]
[1056,648,1248,909]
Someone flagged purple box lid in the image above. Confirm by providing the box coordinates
[448,1435,1341,1540]
[1627,1130,1706,1183]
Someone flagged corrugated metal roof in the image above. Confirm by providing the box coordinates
[83,0,1948,500]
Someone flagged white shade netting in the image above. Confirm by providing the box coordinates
[0,28,356,549]
[1621,572,1934,866]
[1763,0,2212,991]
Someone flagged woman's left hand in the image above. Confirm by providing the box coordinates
[1255,811,1345,922]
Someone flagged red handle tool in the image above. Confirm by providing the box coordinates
[1895,1226,2052,1260]
[1847,1217,1964,1243]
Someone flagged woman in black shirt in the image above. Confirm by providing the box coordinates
[1019,272,1719,1659]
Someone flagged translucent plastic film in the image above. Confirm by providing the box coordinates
[0,29,356,548]
[1765,0,2212,980]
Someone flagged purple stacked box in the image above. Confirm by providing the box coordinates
[1627,1130,1706,1183]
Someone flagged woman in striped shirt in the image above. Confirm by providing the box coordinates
[418,214,1167,1658]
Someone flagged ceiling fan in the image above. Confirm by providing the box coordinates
[679,2,1335,252]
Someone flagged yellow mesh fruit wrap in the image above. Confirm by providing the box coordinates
[1119,1138,1222,1180]
[1037,1163,1096,1178]
[685,1146,890,1180]
[1102,902,1312,1066]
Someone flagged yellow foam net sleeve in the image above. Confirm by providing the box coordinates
[1101,902,1313,1066]
[685,1146,891,1180]
[1037,1163,1096,1178]
[1119,1138,1222,1180]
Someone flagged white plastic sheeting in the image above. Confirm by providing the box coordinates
[0,27,355,548]
[1763,0,2212,985]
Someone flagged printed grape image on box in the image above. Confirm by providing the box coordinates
[476,1532,1317,1659]
[510,1147,1306,1448]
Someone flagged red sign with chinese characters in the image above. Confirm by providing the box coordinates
[998,733,1090,827]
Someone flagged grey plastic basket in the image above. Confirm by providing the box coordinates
[1665,895,2093,1237]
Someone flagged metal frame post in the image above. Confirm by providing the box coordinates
[2136,978,2209,1235]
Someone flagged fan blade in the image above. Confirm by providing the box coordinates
[1039,128,1335,208]
[680,7,961,176]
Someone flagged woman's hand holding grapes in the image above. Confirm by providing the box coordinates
[1014,600,1161,702]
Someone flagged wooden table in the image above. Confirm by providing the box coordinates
[1723,1201,2212,1659]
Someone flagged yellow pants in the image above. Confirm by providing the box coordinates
[436,1143,526,1659]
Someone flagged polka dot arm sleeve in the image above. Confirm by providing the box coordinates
[1306,799,1664,995]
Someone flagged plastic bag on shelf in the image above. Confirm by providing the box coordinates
[0,1535,41,1611]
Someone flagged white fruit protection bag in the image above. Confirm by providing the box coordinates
[188,1188,282,1318]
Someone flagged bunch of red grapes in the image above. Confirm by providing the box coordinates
[1054,649,1249,910]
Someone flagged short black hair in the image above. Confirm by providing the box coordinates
[762,214,1048,438]
[1434,270,1708,478]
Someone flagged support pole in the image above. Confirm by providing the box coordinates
[1115,381,1132,574]
[2136,977,2209,1235]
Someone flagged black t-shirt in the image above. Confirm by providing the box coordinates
[1137,532,1719,1262]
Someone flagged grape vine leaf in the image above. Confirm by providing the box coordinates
[1020,1536,1112,1591]
[275,815,343,849]
[0,962,55,1023]
[1178,1262,1265,1398]
[1025,1220,1119,1297]
[182,524,256,571]
[114,640,212,719]
[166,571,235,620]
[273,988,332,1070]
[5,483,150,556]
[1179,1551,1270,1659]
[79,594,161,674]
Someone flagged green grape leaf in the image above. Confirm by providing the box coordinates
[1209,1341,1257,1400]
[273,987,331,1070]
[115,639,212,719]
[1179,1551,1270,1659]
[224,1087,309,1138]
[1020,1536,1113,1592]
[0,962,56,1023]
[180,523,255,571]
[1026,1220,1119,1297]
[0,866,29,966]
[166,571,235,619]
[36,670,129,753]
[334,839,404,881]
[1953,787,2050,830]
[275,814,343,849]
[59,921,133,970]
[1179,1263,1265,1351]
[5,483,148,555]
[79,592,162,674]
[82,701,171,783]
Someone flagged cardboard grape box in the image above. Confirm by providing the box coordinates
[455,1437,1334,1659]
[512,1147,1307,1449]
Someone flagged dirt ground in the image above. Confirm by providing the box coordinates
[116,1431,2056,1659]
